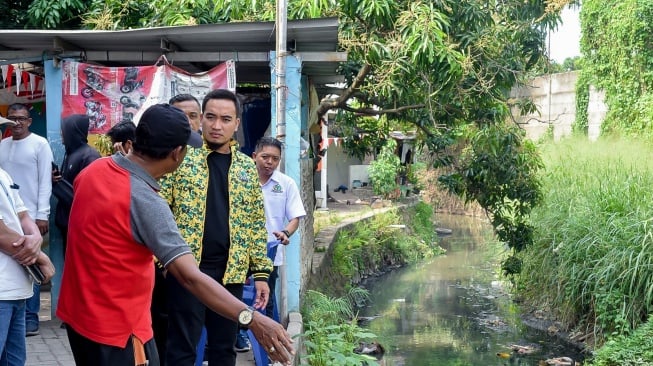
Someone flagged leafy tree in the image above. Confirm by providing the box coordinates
[13,0,563,274]
[0,0,32,29]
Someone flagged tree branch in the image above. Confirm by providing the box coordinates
[340,104,426,115]
[315,63,372,118]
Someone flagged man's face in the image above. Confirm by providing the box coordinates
[172,100,201,132]
[7,108,32,140]
[201,98,240,153]
[253,145,281,180]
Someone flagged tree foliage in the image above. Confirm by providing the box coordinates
[8,0,563,274]
[576,0,653,137]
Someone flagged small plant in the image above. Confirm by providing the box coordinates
[368,139,401,199]
[301,289,379,366]
[94,134,113,156]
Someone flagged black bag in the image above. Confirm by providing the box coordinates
[52,179,74,207]
[52,162,74,207]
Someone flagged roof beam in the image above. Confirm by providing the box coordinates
[54,37,82,53]
[310,75,345,84]
[160,38,179,52]
[296,52,347,62]
[80,51,346,64]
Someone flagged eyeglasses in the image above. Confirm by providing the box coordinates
[6,116,30,123]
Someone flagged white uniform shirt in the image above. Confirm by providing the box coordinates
[260,170,306,266]
[0,168,32,300]
[0,133,54,221]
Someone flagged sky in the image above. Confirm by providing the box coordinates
[546,6,581,63]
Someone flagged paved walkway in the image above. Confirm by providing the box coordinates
[26,291,256,366]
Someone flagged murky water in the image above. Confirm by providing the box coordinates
[359,214,584,366]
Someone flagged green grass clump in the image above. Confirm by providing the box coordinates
[332,204,444,280]
[517,136,653,344]
[587,317,653,365]
[300,289,379,366]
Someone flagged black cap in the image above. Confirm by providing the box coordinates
[136,104,202,149]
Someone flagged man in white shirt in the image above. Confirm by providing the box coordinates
[253,137,306,317]
[0,114,55,365]
[0,104,54,336]
[236,136,306,353]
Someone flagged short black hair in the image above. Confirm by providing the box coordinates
[255,136,283,153]
[7,103,30,115]
[202,89,240,117]
[106,121,136,145]
[169,94,201,109]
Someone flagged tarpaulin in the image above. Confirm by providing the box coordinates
[62,59,236,134]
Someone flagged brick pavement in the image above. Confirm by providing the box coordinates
[25,290,256,366]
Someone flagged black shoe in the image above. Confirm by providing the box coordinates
[26,327,39,337]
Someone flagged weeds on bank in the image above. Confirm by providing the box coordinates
[516,136,653,351]
[587,317,653,365]
[332,203,444,279]
[300,288,379,366]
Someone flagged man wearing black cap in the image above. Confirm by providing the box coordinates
[56,104,294,366]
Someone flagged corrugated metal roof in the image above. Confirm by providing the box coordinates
[0,17,345,84]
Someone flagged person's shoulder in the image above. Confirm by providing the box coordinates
[27,133,48,144]
[274,171,296,185]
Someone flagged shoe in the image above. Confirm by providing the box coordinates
[25,327,39,337]
[234,331,251,352]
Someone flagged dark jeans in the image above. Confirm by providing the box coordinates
[165,264,243,366]
[66,324,160,366]
[25,283,40,331]
[151,265,168,366]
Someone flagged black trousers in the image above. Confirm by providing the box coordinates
[165,264,243,366]
[66,324,160,366]
[266,266,279,318]
[151,265,168,366]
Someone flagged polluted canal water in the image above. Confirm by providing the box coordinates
[358,214,584,366]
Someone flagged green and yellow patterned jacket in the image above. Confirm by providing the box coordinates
[159,140,271,284]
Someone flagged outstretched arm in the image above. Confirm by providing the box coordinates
[167,254,294,365]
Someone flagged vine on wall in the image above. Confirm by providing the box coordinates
[579,0,653,137]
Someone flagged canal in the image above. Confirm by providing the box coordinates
[358,214,584,365]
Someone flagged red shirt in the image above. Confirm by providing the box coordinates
[57,155,190,347]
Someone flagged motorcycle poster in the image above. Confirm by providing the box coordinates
[62,59,235,134]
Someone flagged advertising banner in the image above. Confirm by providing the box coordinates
[62,59,236,134]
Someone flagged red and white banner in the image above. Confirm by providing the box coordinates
[0,65,46,105]
[62,59,236,134]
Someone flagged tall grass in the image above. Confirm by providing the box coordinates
[516,136,653,344]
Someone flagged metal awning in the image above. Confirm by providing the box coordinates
[0,17,345,85]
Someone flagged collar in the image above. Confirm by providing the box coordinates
[112,153,161,191]
[261,170,282,187]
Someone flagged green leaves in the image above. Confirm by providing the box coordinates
[368,139,401,198]
[579,0,653,137]
[27,0,87,29]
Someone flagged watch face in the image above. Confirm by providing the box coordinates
[239,308,253,325]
